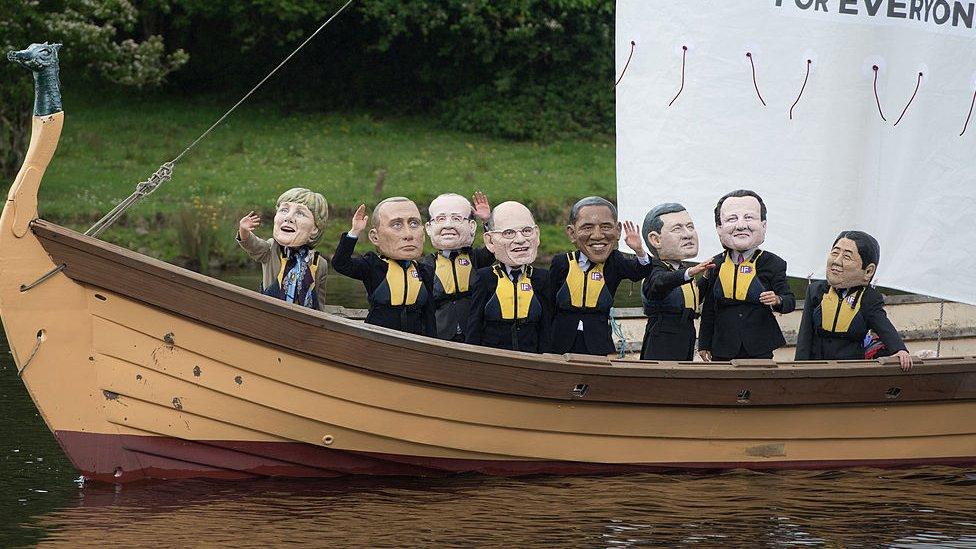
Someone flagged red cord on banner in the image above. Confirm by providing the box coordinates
[613,41,636,90]
[960,90,976,136]
[790,59,812,120]
[747,52,766,107]
[668,46,688,107]
[872,65,887,122]
[893,72,923,126]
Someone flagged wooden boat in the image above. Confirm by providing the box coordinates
[4,45,976,484]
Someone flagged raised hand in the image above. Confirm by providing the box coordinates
[698,349,712,362]
[473,191,491,223]
[349,204,368,237]
[239,210,261,241]
[687,259,714,278]
[622,221,646,257]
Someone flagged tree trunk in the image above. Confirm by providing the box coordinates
[0,108,29,181]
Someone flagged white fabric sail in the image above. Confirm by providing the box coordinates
[615,0,976,305]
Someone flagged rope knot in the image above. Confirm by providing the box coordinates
[135,161,175,197]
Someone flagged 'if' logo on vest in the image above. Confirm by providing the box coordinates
[410,270,420,278]
[591,272,603,281]
[846,294,857,307]
[459,258,470,266]
[739,265,753,274]
[521,283,532,291]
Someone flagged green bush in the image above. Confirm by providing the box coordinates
[148,0,615,141]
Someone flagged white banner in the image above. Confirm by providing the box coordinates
[615,0,976,305]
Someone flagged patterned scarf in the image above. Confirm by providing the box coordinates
[280,247,316,308]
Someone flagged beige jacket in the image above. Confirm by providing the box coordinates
[237,231,329,311]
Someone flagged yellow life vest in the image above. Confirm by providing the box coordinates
[373,258,423,307]
[561,252,613,312]
[716,250,764,303]
[820,287,864,333]
[642,262,701,315]
[681,277,701,313]
[433,252,473,299]
[491,265,535,320]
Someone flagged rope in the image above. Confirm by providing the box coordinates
[893,72,923,127]
[936,300,945,357]
[790,60,812,120]
[668,46,688,107]
[17,330,45,377]
[872,65,887,122]
[612,41,636,89]
[747,52,766,107]
[84,0,355,237]
[960,89,976,136]
[609,307,627,358]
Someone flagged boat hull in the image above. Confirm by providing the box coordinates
[54,430,976,484]
[4,220,976,483]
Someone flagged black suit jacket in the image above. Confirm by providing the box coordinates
[332,233,436,336]
[465,265,552,353]
[640,260,704,361]
[795,280,907,360]
[421,246,495,340]
[698,250,796,358]
[549,250,655,355]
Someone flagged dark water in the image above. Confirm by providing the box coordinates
[3,282,976,546]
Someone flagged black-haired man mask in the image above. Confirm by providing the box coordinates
[639,203,714,360]
[549,196,656,356]
[698,190,796,361]
[795,231,912,371]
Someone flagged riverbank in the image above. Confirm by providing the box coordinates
[8,94,613,272]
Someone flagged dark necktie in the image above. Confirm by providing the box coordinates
[510,268,522,282]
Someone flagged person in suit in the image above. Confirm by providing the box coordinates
[549,196,655,356]
[332,198,436,336]
[698,190,796,361]
[795,230,913,371]
[639,203,714,360]
[422,192,495,341]
[466,201,551,353]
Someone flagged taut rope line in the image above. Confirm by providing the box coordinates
[84,0,355,238]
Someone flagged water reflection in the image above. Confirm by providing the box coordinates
[13,469,976,547]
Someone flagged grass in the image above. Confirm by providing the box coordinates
[16,93,614,269]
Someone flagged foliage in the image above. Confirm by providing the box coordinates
[35,96,614,266]
[115,0,615,140]
[173,194,227,274]
[355,0,615,139]
[1,0,188,177]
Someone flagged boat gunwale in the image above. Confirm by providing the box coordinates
[30,219,976,405]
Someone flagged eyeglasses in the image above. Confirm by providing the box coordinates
[429,214,470,225]
[489,226,537,240]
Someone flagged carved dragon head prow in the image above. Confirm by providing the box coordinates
[7,42,63,117]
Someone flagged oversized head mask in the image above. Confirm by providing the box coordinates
[643,204,698,261]
[368,198,425,261]
[826,231,879,289]
[425,194,476,251]
[716,193,766,252]
[566,199,620,264]
[272,187,328,249]
[484,201,539,268]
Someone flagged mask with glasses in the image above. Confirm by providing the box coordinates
[490,226,537,240]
